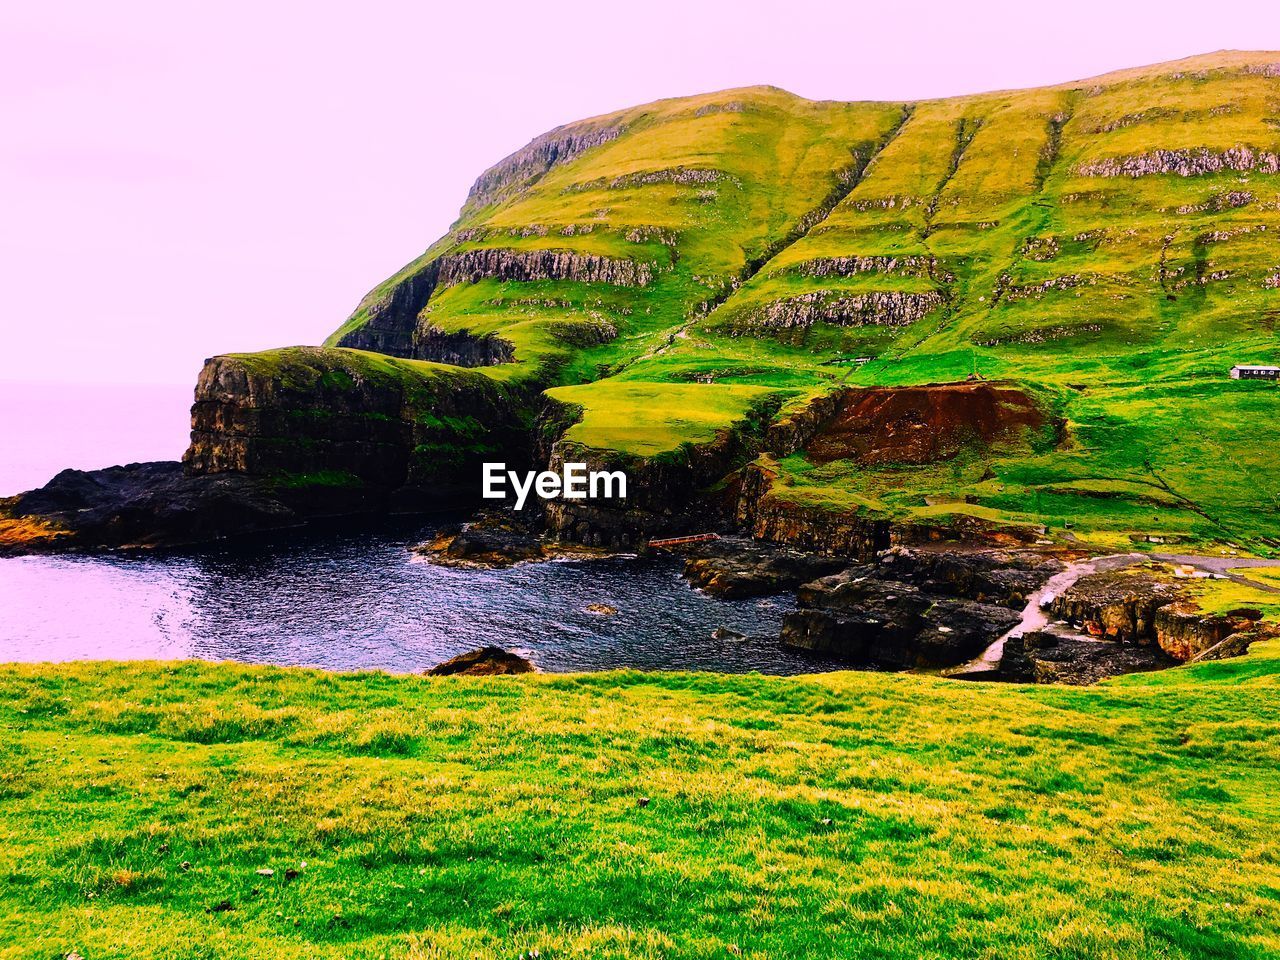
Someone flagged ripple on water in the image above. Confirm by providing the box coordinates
[0,516,848,675]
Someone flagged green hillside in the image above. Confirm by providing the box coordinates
[322,52,1280,549]
[3,647,1280,959]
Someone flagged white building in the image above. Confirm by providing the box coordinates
[1230,364,1280,380]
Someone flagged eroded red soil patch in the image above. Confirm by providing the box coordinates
[804,381,1047,465]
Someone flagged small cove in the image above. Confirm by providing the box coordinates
[0,516,849,675]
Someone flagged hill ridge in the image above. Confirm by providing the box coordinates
[184,50,1280,554]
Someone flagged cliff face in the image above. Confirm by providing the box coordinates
[735,461,891,559]
[1048,569,1267,661]
[462,119,627,215]
[727,289,945,331]
[335,247,656,364]
[536,396,774,547]
[185,347,530,498]
[415,327,515,367]
[436,248,655,288]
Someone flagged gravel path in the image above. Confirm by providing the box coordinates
[1151,553,1280,592]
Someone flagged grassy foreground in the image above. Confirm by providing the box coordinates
[3,651,1280,959]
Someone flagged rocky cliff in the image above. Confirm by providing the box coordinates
[1048,567,1269,661]
[186,347,530,499]
[536,395,781,547]
[735,460,891,558]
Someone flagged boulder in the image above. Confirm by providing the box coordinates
[415,523,545,569]
[426,647,535,676]
[1153,601,1249,661]
[1188,627,1273,663]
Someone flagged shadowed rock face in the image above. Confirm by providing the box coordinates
[773,560,1024,670]
[803,382,1049,466]
[781,566,1023,669]
[999,631,1176,685]
[185,349,529,493]
[734,462,891,559]
[415,327,515,367]
[426,646,535,676]
[338,248,652,361]
[0,462,301,552]
[775,546,1070,670]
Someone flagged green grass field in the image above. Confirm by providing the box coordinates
[3,648,1280,959]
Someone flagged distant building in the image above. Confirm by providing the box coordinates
[1230,364,1280,380]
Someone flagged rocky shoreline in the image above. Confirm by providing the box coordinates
[3,447,1272,685]
[410,523,1276,683]
[3,454,1272,685]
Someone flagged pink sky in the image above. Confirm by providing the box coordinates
[1,1,1275,387]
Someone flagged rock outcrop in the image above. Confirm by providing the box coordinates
[999,630,1176,685]
[0,462,301,553]
[679,538,847,598]
[338,247,653,360]
[1049,567,1270,662]
[413,512,607,569]
[414,327,515,367]
[783,255,939,279]
[464,123,626,210]
[1153,601,1261,661]
[415,523,547,569]
[536,395,782,549]
[734,290,944,330]
[735,461,891,558]
[1077,146,1280,178]
[569,166,734,192]
[1048,568,1185,644]
[781,565,1023,669]
[876,545,1064,609]
[185,348,529,498]
[426,646,535,676]
[436,248,655,288]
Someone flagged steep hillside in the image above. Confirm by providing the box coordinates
[327,87,907,380]
[194,52,1280,551]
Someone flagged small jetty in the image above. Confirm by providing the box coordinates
[647,533,720,549]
